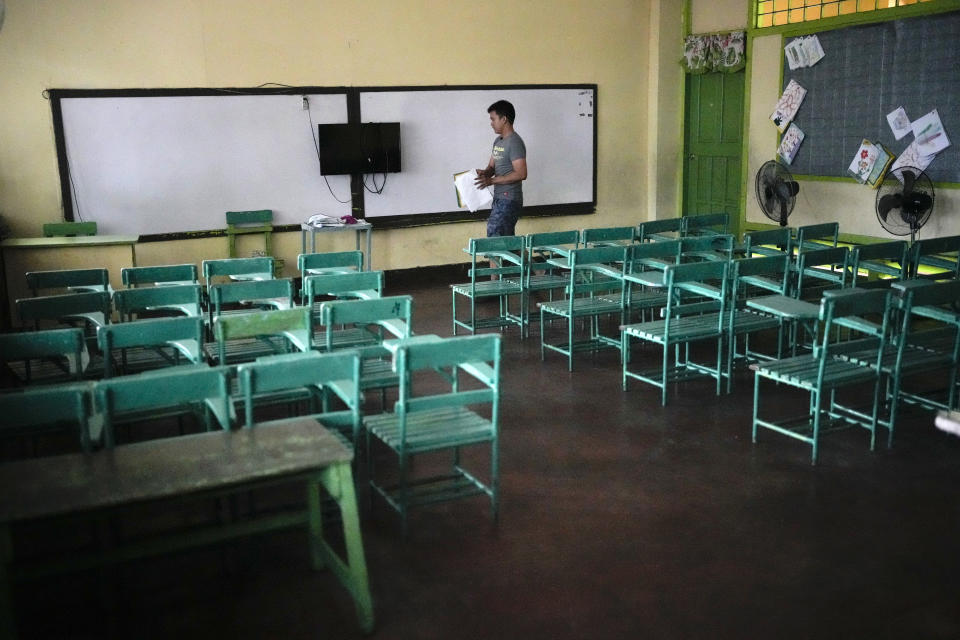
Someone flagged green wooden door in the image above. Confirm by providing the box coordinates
[683,72,745,223]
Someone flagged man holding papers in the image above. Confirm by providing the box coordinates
[475,100,527,237]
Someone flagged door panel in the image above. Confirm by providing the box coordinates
[684,72,745,220]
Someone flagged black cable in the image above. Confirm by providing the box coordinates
[305,99,351,204]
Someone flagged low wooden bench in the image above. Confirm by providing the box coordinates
[0,417,374,637]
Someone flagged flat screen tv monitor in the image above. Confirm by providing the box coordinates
[318,122,401,175]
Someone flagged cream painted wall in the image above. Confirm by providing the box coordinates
[0,0,674,275]
[690,0,747,33]
[747,33,960,239]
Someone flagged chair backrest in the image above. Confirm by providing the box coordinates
[743,227,793,257]
[851,240,909,286]
[237,350,362,429]
[636,218,683,242]
[893,279,960,328]
[663,260,730,313]
[795,222,839,252]
[817,288,891,359]
[26,268,110,296]
[319,295,414,351]
[733,253,791,292]
[393,334,501,418]
[97,315,206,377]
[0,382,94,451]
[682,212,729,236]
[17,291,112,330]
[465,236,525,284]
[214,307,312,364]
[208,278,294,318]
[626,239,681,274]
[202,257,274,287]
[581,226,635,246]
[680,234,735,261]
[95,365,232,447]
[525,230,580,252]
[42,221,97,237]
[908,234,960,279]
[796,245,849,291]
[303,271,384,307]
[121,263,198,287]
[226,209,272,228]
[298,250,364,275]
[113,283,203,321]
[566,245,629,296]
[0,327,86,386]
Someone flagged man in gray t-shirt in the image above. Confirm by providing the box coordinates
[475,100,527,237]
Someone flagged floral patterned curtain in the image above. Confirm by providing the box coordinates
[681,31,745,74]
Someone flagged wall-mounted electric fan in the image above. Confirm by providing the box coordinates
[875,166,935,243]
[755,160,800,226]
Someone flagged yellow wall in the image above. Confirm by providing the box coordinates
[0,0,686,274]
[691,0,747,33]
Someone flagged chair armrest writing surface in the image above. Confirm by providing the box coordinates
[746,295,821,319]
[459,360,496,386]
[622,271,665,287]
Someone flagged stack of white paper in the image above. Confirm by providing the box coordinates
[453,169,493,212]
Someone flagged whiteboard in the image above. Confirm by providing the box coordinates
[58,92,351,236]
[359,87,596,218]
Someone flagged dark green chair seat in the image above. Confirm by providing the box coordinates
[581,225,635,247]
[0,382,94,453]
[97,316,206,378]
[238,350,362,450]
[742,227,793,258]
[621,259,730,405]
[682,212,729,237]
[113,283,203,321]
[364,334,501,534]
[0,327,87,388]
[539,244,630,371]
[26,268,111,296]
[752,288,892,464]
[636,218,683,243]
[95,364,233,447]
[121,263,198,287]
[212,307,312,366]
[451,236,525,335]
[522,230,580,337]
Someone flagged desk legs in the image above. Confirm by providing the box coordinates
[309,462,374,634]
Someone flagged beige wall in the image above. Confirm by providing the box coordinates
[690,0,747,33]
[0,0,685,274]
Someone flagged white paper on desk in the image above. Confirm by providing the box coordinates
[453,169,493,212]
[912,109,951,156]
[886,106,912,140]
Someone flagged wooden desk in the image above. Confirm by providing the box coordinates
[0,417,374,637]
[300,222,373,270]
[0,235,139,329]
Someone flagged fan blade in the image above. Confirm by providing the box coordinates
[775,180,800,199]
[903,192,932,216]
[877,193,902,222]
[901,169,916,194]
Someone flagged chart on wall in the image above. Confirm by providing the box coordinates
[358,86,596,220]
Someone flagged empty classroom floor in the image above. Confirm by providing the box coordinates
[11,275,960,639]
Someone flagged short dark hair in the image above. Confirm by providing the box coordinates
[488,100,515,124]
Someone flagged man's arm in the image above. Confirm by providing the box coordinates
[476,157,526,187]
